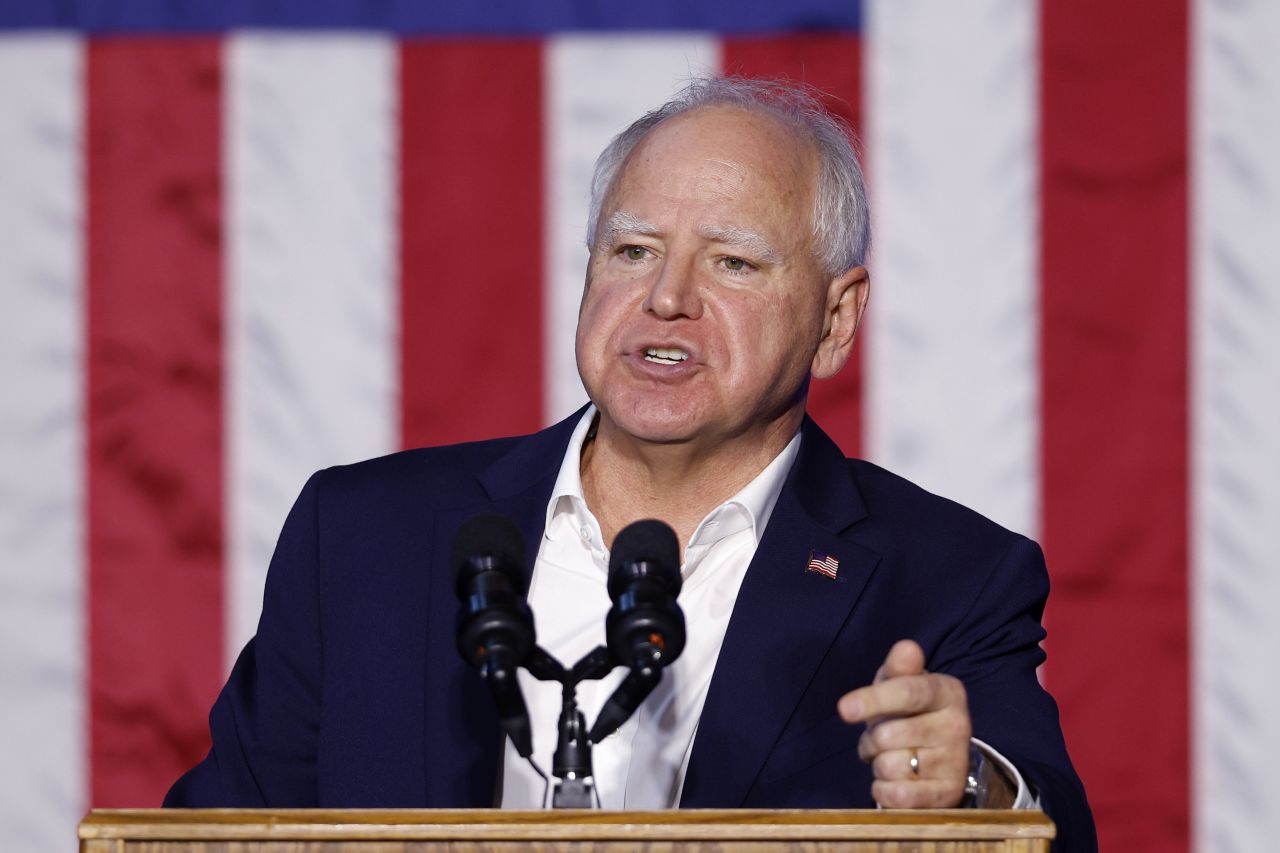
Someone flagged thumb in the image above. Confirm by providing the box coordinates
[874,639,926,684]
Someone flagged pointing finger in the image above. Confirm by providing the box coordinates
[840,672,965,724]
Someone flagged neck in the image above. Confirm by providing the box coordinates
[579,409,803,555]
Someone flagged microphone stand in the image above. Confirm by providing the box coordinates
[523,645,614,808]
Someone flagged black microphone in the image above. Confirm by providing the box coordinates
[452,513,536,757]
[588,519,686,743]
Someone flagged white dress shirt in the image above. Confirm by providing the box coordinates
[499,407,1031,809]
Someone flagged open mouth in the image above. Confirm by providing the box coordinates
[643,347,690,365]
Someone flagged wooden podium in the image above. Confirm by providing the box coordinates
[79,808,1055,852]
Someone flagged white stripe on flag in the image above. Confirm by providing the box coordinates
[0,35,85,852]
[864,0,1040,537]
[542,35,722,425]
[225,35,399,662]
[1193,1,1280,849]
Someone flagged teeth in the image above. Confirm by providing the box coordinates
[644,347,689,365]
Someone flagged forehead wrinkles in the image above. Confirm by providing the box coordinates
[685,156,748,199]
[601,107,821,251]
[615,148,749,210]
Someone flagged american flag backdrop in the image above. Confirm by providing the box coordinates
[2,1,1278,850]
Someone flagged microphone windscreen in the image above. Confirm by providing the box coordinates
[608,519,681,598]
[450,513,527,594]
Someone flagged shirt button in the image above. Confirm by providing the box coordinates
[580,526,591,541]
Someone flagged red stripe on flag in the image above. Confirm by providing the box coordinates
[400,41,544,448]
[1040,4,1189,850]
[722,34,865,457]
[86,39,225,806]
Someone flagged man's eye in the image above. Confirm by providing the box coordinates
[723,256,750,271]
[623,246,648,261]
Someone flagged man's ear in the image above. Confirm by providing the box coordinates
[811,265,870,380]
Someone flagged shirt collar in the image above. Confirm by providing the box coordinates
[543,405,604,540]
[543,405,801,554]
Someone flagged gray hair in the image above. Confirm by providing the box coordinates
[585,76,871,277]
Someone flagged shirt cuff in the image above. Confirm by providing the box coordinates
[971,737,1039,809]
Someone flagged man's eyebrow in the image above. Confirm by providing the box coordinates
[597,211,661,248]
[699,224,782,265]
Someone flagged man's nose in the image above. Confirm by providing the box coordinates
[642,256,703,320]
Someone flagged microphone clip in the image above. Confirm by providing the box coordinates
[525,644,613,808]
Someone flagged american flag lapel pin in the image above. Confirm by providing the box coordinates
[806,550,839,580]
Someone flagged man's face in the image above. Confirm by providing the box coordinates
[575,105,842,449]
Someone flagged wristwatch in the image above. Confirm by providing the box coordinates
[962,743,988,807]
[961,743,1017,808]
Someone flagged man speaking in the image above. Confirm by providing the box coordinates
[167,77,1094,851]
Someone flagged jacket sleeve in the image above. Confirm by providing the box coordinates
[931,534,1097,853]
[164,472,326,807]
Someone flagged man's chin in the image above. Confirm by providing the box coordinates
[598,406,706,447]
[612,423,700,447]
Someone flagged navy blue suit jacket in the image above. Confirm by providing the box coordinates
[167,410,1095,851]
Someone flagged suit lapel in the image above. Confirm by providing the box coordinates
[475,410,590,567]
[681,418,881,807]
